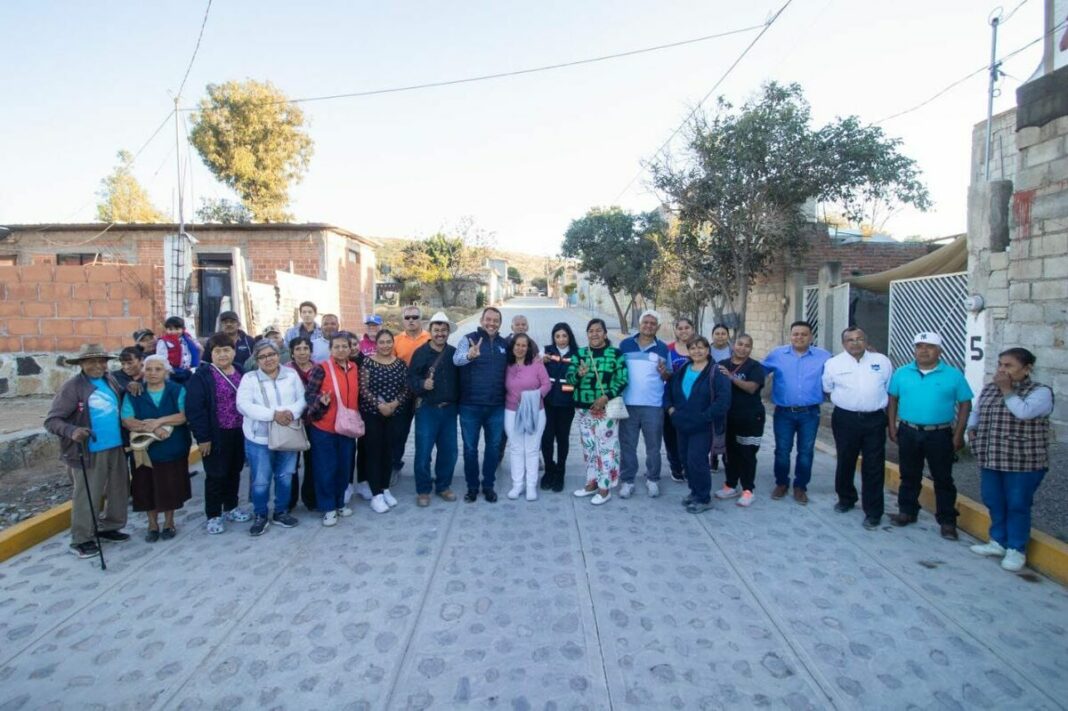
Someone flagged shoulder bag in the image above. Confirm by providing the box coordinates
[257,374,310,452]
[592,350,629,420]
[330,361,365,438]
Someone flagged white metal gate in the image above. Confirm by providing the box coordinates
[804,285,819,338]
[888,273,968,370]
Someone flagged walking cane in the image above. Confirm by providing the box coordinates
[77,437,107,570]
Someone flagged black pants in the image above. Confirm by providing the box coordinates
[663,411,683,476]
[289,447,318,512]
[366,412,406,495]
[203,428,245,519]
[832,407,887,517]
[540,405,575,484]
[897,424,958,524]
[724,412,764,491]
[392,404,414,469]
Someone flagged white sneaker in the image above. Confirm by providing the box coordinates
[370,494,390,514]
[573,486,597,498]
[382,489,398,507]
[1001,549,1026,572]
[343,483,354,505]
[714,486,740,500]
[337,506,354,517]
[355,481,373,501]
[322,511,338,527]
[526,486,537,502]
[646,480,660,498]
[591,492,611,505]
[224,508,252,523]
[206,516,225,535]
[970,540,1006,557]
[736,490,754,508]
[507,484,523,500]
[619,482,635,499]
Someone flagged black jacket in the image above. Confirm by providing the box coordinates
[185,362,245,449]
[664,363,732,435]
[542,344,575,408]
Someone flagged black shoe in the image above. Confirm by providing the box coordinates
[273,512,299,528]
[863,516,881,530]
[710,456,719,471]
[539,474,552,490]
[890,513,918,527]
[670,470,686,483]
[681,494,696,507]
[97,530,130,542]
[686,500,714,514]
[160,527,176,540]
[249,515,270,537]
[551,475,565,493]
[482,489,498,503]
[70,540,100,558]
[464,490,478,503]
[144,529,160,543]
[834,502,855,513]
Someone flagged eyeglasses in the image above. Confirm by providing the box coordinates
[256,353,279,361]
[403,315,420,320]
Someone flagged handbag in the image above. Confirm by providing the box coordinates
[257,376,310,452]
[591,350,629,420]
[329,361,365,438]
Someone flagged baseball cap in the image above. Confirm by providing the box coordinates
[364,315,383,325]
[263,325,281,336]
[132,328,154,341]
[913,332,943,347]
[218,310,240,323]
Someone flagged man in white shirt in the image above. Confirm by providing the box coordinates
[822,327,893,529]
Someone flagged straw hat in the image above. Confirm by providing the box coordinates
[427,311,452,333]
[66,343,117,364]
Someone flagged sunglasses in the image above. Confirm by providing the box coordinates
[403,315,420,320]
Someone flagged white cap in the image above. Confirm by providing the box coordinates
[639,309,661,324]
[427,311,452,333]
[913,332,943,347]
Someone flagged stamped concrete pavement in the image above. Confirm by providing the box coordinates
[1,299,1066,710]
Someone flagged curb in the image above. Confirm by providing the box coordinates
[0,445,203,564]
[883,462,1068,586]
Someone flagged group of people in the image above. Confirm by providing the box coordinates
[45,302,1053,575]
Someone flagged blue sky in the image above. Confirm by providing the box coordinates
[0,1,1047,254]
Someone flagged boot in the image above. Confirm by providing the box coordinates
[551,462,565,493]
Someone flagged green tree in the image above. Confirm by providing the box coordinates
[195,197,252,224]
[561,207,663,334]
[395,219,492,306]
[531,276,548,292]
[96,150,166,223]
[507,266,523,285]
[189,80,314,222]
[651,81,930,332]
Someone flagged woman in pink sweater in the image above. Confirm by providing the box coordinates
[504,334,551,501]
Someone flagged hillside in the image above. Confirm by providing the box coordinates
[373,237,560,285]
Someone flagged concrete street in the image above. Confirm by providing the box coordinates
[1,299,1065,710]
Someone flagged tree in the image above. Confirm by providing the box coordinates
[507,266,523,285]
[96,150,166,223]
[561,207,663,333]
[651,82,930,333]
[531,277,548,292]
[395,218,493,306]
[195,197,252,224]
[189,80,314,222]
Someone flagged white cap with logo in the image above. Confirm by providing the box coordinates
[913,332,943,347]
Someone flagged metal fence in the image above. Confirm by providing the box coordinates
[888,272,968,370]
[804,285,819,339]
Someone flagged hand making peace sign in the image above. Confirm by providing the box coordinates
[467,337,483,361]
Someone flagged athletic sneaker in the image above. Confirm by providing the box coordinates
[1001,549,1026,572]
[507,484,524,500]
[686,500,713,514]
[670,470,686,483]
[681,494,695,507]
[97,530,130,542]
[370,494,390,514]
[354,481,373,501]
[736,491,754,508]
[337,506,354,517]
[249,515,269,537]
[272,512,299,528]
[591,492,611,505]
[205,517,225,535]
[69,541,100,559]
[646,480,660,498]
[225,508,252,523]
[322,511,338,527]
[714,486,740,500]
[343,483,354,505]
[619,482,635,499]
[382,489,398,507]
[970,540,1006,557]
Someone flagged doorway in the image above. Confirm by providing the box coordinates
[197,255,233,334]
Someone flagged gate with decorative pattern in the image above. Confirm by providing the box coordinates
[804,285,819,339]
[888,273,968,370]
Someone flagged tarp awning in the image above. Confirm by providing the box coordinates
[846,234,967,293]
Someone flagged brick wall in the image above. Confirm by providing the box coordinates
[0,264,156,353]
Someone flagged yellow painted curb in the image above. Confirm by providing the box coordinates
[0,445,203,564]
[0,501,71,563]
[884,462,1068,587]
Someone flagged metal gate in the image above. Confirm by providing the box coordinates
[888,273,968,370]
[804,285,819,339]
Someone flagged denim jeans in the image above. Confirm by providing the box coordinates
[414,404,458,495]
[980,468,1047,552]
[619,404,664,483]
[459,404,504,493]
[308,426,355,512]
[677,426,712,504]
[772,405,821,490]
[244,440,297,517]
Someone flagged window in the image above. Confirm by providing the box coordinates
[347,248,360,264]
[56,253,101,265]
[0,255,16,266]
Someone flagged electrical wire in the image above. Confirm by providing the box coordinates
[1000,0,1031,25]
[175,0,213,100]
[611,0,796,203]
[178,21,767,111]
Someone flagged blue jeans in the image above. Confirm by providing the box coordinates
[773,405,821,490]
[414,404,458,495]
[308,426,355,512]
[459,404,504,493]
[619,405,664,483]
[677,426,712,504]
[244,440,297,517]
[980,468,1046,552]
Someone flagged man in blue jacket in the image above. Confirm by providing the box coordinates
[453,307,508,503]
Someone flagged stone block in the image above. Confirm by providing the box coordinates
[1016,125,1041,149]
[1044,257,1068,279]
[1009,282,1031,300]
[1032,279,1068,301]
[1030,190,1068,221]
[1024,135,1064,167]
[16,377,41,396]
[1024,325,1056,347]
[987,270,1008,289]
[1009,302,1043,322]
[988,252,1009,271]
[985,287,1008,308]
[1030,232,1068,256]
[1044,302,1068,323]
[0,377,7,395]
[1008,258,1043,279]
[1013,163,1051,191]
[1001,322,1021,344]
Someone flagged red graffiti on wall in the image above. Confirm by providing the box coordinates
[1012,189,1037,240]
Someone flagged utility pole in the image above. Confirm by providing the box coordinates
[984,13,1002,180]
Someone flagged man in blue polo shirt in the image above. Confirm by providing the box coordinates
[618,310,672,498]
[887,332,972,540]
[763,320,831,504]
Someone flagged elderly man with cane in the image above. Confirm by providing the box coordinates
[44,343,131,562]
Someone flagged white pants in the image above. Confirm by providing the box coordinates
[504,409,546,491]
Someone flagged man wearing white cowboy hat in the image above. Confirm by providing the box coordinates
[44,343,131,559]
[408,311,460,506]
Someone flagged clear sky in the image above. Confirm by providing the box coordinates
[0,1,1047,255]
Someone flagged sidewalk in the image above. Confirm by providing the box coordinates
[1,424,1066,710]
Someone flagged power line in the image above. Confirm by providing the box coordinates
[611,0,796,203]
[177,21,767,111]
[175,0,213,99]
[1000,0,1031,25]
